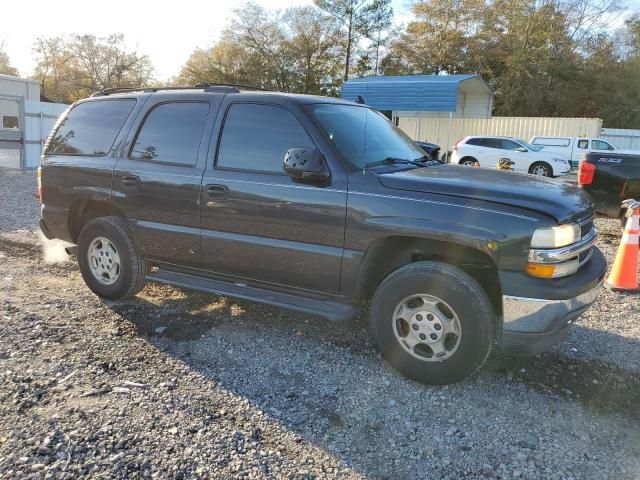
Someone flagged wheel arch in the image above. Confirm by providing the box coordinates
[354,235,502,317]
[529,160,553,176]
[68,200,128,243]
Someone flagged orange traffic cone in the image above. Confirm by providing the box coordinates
[605,199,640,292]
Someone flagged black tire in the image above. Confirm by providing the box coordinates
[370,261,494,385]
[77,216,146,300]
[459,157,479,166]
[529,161,552,177]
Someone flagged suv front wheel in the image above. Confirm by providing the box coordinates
[370,261,494,384]
[77,216,147,300]
[529,162,553,177]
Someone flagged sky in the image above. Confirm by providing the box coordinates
[1,0,409,81]
[2,0,638,82]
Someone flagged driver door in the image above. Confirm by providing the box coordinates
[199,102,347,293]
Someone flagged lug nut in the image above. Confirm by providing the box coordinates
[412,324,419,331]
[427,314,434,321]
[419,334,427,340]
[430,333,438,340]
[434,324,442,331]
[416,314,423,321]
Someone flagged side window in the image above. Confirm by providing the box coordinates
[217,103,313,173]
[46,99,135,156]
[465,138,483,146]
[501,139,523,151]
[480,138,500,149]
[592,140,614,151]
[577,140,589,149]
[130,102,209,166]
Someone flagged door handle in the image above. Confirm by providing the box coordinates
[121,175,140,187]
[205,184,228,199]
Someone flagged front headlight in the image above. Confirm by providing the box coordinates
[531,223,580,248]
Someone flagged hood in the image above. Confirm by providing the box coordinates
[377,165,594,223]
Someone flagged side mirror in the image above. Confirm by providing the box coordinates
[516,146,527,152]
[283,148,330,182]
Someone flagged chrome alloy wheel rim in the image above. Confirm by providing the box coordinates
[87,236,121,286]
[392,294,462,362]
[532,165,548,176]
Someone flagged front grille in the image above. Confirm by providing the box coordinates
[579,215,594,238]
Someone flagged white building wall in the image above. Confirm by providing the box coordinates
[0,74,41,100]
[23,100,68,169]
[398,116,603,149]
[601,128,640,150]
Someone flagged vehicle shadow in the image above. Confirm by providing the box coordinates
[105,284,640,478]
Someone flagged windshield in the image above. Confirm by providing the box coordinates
[516,139,543,152]
[310,104,427,170]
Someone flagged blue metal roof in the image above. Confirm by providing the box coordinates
[340,74,486,112]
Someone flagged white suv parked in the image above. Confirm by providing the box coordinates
[451,136,572,177]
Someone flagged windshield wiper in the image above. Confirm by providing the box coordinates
[363,157,425,174]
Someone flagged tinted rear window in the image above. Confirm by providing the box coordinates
[46,99,135,156]
[480,138,500,148]
[465,138,483,146]
[130,102,209,166]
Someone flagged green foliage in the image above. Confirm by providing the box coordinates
[313,0,394,80]
[176,2,344,95]
[0,41,19,77]
[383,0,640,128]
[33,34,154,103]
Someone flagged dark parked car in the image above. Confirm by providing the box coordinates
[579,151,640,220]
[415,141,441,161]
[39,85,606,384]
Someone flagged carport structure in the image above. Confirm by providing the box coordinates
[341,74,493,158]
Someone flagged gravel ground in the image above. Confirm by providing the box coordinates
[0,173,41,233]
[1,173,639,479]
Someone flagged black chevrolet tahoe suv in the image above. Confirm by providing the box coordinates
[39,85,606,384]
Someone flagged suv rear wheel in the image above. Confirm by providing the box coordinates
[77,216,146,300]
[370,261,494,384]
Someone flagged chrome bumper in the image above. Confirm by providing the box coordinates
[502,279,603,334]
[528,228,597,264]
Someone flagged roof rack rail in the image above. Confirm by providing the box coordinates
[195,82,270,92]
[90,83,270,97]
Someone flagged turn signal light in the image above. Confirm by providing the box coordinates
[578,161,595,186]
[526,263,556,278]
[527,258,580,278]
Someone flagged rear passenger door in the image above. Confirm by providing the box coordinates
[199,101,347,293]
[112,95,220,266]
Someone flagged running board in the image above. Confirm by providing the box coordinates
[146,269,358,321]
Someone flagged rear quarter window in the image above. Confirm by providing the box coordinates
[45,99,136,156]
